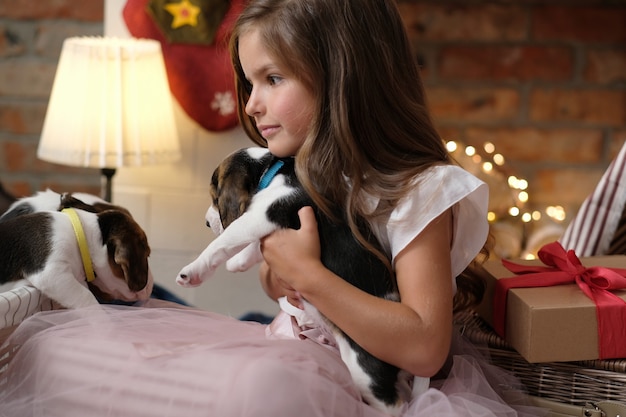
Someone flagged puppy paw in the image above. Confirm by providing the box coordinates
[175,272,202,287]
[176,263,209,287]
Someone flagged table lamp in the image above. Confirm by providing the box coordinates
[37,36,181,202]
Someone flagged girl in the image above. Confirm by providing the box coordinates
[0,0,545,416]
[233,0,484,381]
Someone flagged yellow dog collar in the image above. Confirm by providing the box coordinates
[62,208,96,283]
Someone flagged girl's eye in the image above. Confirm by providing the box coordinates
[268,75,282,85]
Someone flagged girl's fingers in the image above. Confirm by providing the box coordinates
[298,206,317,232]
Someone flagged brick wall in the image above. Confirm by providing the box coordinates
[0,0,104,197]
[1,0,625,226]
[399,1,626,218]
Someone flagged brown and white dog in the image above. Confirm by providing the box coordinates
[0,189,153,308]
[176,147,416,416]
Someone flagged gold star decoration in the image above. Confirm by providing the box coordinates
[164,0,202,29]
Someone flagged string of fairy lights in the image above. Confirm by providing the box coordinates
[445,140,567,257]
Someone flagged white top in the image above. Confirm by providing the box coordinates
[369,165,489,291]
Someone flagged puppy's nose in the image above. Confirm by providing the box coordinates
[205,220,210,228]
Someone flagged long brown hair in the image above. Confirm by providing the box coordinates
[230,0,486,310]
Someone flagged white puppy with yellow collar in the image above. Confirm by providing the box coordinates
[0,190,153,308]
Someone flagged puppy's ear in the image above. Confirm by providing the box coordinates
[212,164,254,229]
[60,193,99,213]
[60,193,133,215]
[212,148,274,229]
[98,210,151,292]
[92,202,132,216]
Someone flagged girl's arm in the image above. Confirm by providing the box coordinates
[260,206,454,378]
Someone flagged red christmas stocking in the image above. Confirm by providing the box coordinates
[123,0,245,132]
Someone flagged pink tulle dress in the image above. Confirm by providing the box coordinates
[0,166,547,417]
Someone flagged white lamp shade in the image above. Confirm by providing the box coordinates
[37,36,181,168]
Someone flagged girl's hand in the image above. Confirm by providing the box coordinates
[259,261,303,308]
[260,206,322,298]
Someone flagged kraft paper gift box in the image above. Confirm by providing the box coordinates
[476,242,626,363]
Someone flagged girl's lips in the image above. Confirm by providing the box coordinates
[257,125,280,138]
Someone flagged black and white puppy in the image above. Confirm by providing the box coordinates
[177,147,416,415]
[0,189,153,308]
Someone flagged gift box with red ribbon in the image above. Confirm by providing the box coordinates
[476,241,626,363]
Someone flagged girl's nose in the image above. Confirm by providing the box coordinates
[245,89,262,116]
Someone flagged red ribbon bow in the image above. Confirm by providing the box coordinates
[494,241,626,359]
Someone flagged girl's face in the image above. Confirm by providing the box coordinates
[239,29,316,158]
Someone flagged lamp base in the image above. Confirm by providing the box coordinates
[101,168,116,202]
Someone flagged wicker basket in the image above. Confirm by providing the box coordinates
[0,285,58,391]
[456,311,626,407]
